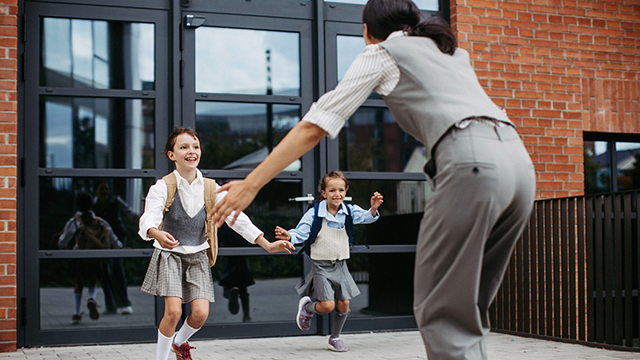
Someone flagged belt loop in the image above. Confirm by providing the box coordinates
[494,126,503,141]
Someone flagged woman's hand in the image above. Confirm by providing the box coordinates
[208,180,259,228]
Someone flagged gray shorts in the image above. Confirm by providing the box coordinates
[296,259,360,301]
[141,248,215,303]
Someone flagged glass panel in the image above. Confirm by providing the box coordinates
[208,256,303,323]
[347,252,415,317]
[40,96,155,169]
[339,108,424,172]
[40,177,154,250]
[336,35,381,100]
[584,141,611,194]
[41,18,155,90]
[196,102,300,170]
[615,141,640,191]
[344,179,427,245]
[196,27,300,96]
[207,180,305,324]
[40,258,155,329]
[326,0,439,11]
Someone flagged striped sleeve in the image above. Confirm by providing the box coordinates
[302,44,399,139]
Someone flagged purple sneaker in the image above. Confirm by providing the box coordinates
[327,337,348,352]
[296,296,313,331]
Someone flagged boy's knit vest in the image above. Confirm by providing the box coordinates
[159,173,218,267]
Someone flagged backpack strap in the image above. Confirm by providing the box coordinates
[297,201,322,258]
[162,173,178,213]
[203,178,218,267]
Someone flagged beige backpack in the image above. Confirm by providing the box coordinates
[159,173,218,267]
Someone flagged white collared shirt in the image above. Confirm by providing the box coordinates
[302,31,404,139]
[138,169,263,254]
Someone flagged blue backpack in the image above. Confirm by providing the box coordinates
[296,200,368,258]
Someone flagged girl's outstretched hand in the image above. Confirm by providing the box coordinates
[267,240,295,254]
[209,180,259,228]
[371,191,384,215]
[274,226,291,241]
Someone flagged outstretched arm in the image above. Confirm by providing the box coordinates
[210,121,327,227]
[254,234,295,254]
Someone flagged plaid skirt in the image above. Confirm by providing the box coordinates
[141,248,215,303]
[296,259,360,301]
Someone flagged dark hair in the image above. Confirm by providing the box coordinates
[163,126,201,160]
[362,0,457,55]
[318,170,349,199]
[76,192,94,222]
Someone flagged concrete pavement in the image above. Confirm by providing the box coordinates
[2,331,640,359]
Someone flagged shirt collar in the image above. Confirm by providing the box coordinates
[387,30,406,40]
[172,169,204,190]
[317,200,347,218]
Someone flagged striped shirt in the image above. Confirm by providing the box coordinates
[302,31,404,138]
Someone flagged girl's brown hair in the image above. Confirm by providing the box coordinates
[318,170,349,199]
[163,126,201,160]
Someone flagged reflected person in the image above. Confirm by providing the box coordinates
[94,181,136,315]
[58,192,121,325]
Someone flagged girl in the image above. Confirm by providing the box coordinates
[212,1,535,359]
[139,126,294,360]
[274,171,383,352]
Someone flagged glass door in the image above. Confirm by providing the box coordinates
[22,2,169,346]
[179,7,320,337]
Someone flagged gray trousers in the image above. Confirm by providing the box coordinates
[414,123,535,360]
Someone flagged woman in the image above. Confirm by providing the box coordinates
[211,1,535,359]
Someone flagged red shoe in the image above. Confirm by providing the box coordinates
[171,342,196,360]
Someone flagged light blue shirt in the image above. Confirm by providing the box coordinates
[288,200,379,245]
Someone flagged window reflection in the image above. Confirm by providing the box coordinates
[195,27,300,95]
[337,36,364,82]
[40,258,155,329]
[584,141,611,194]
[209,180,304,324]
[40,97,155,169]
[41,18,155,90]
[339,108,424,173]
[40,177,153,251]
[336,35,381,100]
[196,102,300,170]
[326,0,439,11]
[615,142,640,191]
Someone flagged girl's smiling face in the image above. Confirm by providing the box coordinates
[168,133,201,172]
[321,178,347,209]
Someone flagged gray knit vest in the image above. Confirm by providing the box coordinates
[379,36,513,157]
[161,192,207,247]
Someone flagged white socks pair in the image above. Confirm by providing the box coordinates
[156,321,199,360]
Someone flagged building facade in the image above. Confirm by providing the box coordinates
[0,0,637,352]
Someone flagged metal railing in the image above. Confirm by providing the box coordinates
[490,191,640,350]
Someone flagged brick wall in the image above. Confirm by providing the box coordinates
[451,0,640,199]
[0,0,16,353]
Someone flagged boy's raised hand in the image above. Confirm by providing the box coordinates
[371,192,384,214]
[274,226,291,241]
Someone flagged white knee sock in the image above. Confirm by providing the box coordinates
[87,287,98,300]
[173,319,199,346]
[156,329,173,360]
